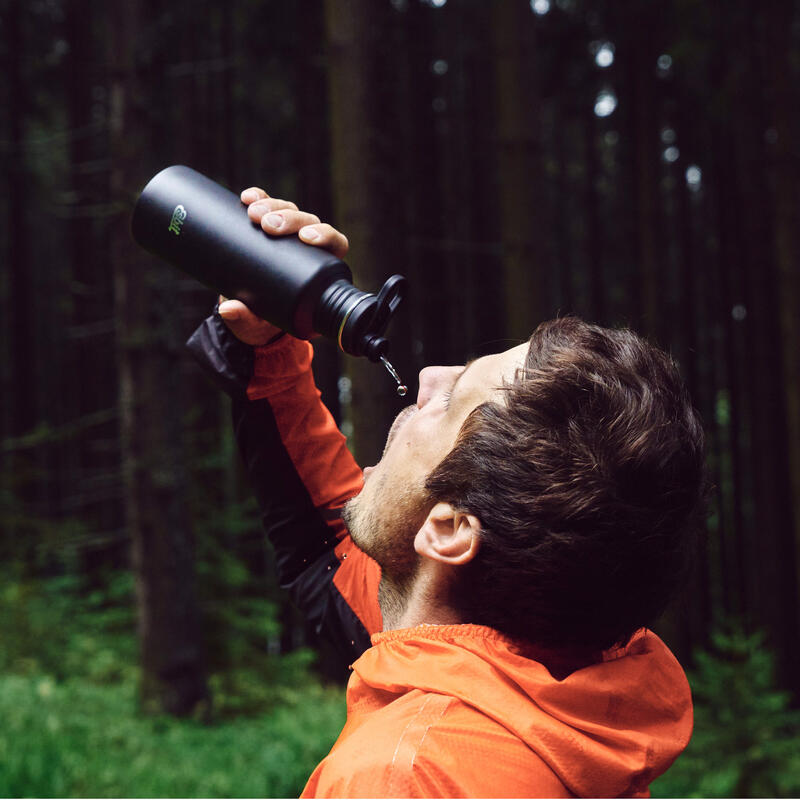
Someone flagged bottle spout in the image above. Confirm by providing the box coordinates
[315,273,407,360]
[360,274,407,362]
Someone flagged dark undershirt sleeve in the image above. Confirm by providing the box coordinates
[187,310,380,664]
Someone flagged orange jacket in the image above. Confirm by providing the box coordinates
[302,625,692,798]
[188,318,693,798]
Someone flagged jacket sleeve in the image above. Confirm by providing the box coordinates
[186,309,382,664]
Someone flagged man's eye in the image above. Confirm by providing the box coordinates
[442,391,453,409]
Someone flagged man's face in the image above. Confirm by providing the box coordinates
[343,342,529,581]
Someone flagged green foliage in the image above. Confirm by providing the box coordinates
[0,570,346,796]
[0,570,137,684]
[0,673,345,798]
[0,563,326,715]
[209,650,319,718]
[188,491,328,716]
[652,628,800,798]
[193,497,281,663]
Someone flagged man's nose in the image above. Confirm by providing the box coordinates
[416,366,460,408]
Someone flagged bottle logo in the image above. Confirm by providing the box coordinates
[168,204,188,235]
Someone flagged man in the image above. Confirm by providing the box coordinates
[187,187,706,798]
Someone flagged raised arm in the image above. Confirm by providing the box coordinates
[186,188,382,665]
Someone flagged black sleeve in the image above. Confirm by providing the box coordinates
[186,311,371,664]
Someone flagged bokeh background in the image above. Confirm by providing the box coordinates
[2,0,799,796]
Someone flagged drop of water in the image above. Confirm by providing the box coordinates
[379,356,408,398]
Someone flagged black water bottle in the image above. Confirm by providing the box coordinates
[130,165,406,362]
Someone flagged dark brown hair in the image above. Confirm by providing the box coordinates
[425,316,707,653]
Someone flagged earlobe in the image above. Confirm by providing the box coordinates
[415,502,482,565]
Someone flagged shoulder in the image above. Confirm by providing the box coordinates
[305,690,570,799]
[409,697,571,798]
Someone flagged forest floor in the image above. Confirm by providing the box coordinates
[0,672,345,798]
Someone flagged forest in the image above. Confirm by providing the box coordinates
[1,0,800,796]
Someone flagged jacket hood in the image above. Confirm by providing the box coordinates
[355,624,692,797]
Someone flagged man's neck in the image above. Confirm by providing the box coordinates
[378,565,464,631]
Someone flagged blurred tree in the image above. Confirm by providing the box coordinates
[4,1,35,442]
[323,0,406,466]
[62,0,124,572]
[491,0,550,339]
[763,0,800,653]
[616,0,664,342]
[106,0,208,716]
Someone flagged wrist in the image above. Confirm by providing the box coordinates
[263,330,287,346]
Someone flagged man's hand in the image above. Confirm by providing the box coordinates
[217,186,350,346]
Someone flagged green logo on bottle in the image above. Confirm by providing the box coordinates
[168,204,188,235]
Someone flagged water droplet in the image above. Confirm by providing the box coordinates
[342,553,347,559]
[380,356,408,398]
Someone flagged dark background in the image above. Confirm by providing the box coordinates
[1,0,799,794]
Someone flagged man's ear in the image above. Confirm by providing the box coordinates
[415,502,482,565]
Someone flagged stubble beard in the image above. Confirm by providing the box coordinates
[342,469,432,627]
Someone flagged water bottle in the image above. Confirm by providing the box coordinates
[130,165,406,365]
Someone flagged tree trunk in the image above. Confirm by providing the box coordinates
[491,0,550,340]
[622,3,662,342]
[106,0,208,716]
[583,100,604,324]
[729,1,799,693]
[552,104,573,316]
[62,0,124,568]
[5,2,35,438]
[764,0,800,670]
[394,1,444,373]
[323,0,405,466]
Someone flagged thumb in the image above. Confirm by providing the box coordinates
[218,299,244,321]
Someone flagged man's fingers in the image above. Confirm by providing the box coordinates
[258,208,322,236]
[241,193,348,258]
[299,224,349,259]
[246,197,300,223]
[240,187,269,204]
